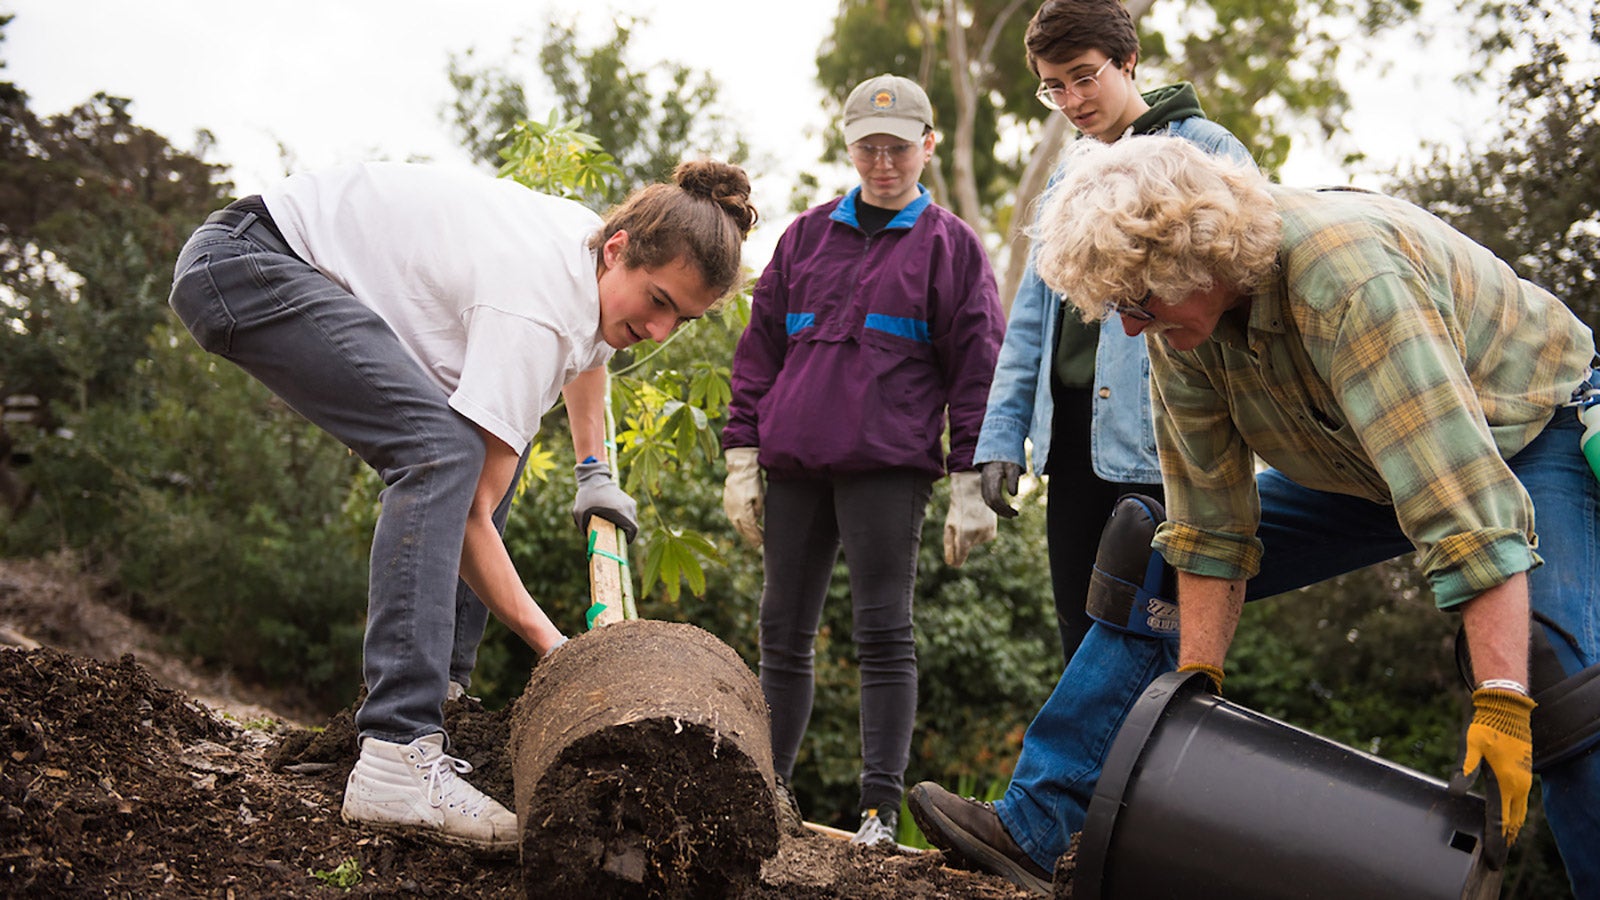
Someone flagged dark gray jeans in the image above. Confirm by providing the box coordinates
[759,470,933,814]
[168,210,520,745]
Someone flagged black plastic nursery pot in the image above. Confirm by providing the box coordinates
[1075,670,1501,900]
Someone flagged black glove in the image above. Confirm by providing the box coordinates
[979,461,1022,518]
[571,460,639,542]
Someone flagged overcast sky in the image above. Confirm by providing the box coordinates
[3,0,1505,267]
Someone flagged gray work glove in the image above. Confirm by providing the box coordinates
[572,460,638,542]
[944,470,997,567]
[979,460,1023,518]
[722,447,764,548]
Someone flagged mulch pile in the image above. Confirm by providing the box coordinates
[1,643,1038,898]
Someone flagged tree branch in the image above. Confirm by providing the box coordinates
[943,0,984,227]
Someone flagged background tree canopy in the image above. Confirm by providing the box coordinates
[2,3,1594,893]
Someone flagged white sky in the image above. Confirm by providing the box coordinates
[3,0,1506,270]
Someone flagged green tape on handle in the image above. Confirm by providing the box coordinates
[586,602,609,630]
[586,528,629,566]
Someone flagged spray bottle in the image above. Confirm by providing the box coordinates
[1582,398,1600,484]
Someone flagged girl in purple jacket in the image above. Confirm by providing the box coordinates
[721,74,1005,846]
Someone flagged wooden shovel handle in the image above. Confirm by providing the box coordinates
[586,518,627,629]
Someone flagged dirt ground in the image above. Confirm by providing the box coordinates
[0,555,1040,898]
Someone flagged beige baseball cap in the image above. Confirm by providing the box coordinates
[842,74,934,144]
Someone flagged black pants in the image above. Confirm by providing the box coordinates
[1044,386,1163,666]
[757,470,933,814]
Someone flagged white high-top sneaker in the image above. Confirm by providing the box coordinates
[341,733,517,853]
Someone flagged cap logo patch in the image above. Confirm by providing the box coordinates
[871,89,896,111]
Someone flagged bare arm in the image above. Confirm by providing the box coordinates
[1176,571,1248,669]
[1460,572,1531,686]
[563,367,609,463]
[457,425,565,654]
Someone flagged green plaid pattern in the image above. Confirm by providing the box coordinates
[1149,185,1594,607]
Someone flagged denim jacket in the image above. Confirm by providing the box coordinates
[974,114,1251,480]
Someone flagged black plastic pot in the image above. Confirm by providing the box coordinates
[1075,670,1500,900]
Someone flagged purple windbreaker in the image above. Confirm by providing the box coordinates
[723,186,1003,479]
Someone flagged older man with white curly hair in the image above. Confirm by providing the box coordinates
[908,135,1600,898]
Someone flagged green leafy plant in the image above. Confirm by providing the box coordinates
[308,857,362,890]
[495,111,622,200]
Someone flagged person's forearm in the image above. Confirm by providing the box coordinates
[1460,572,1530,686]
[563,367,609,462]
[459,512,564,654]
[460,424,565,655]
[1177,571,1247,668]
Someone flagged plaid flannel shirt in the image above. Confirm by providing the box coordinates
[1149,185,1594,608]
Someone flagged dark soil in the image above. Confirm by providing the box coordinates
[0,557,1039,898]
[511,620,777,897]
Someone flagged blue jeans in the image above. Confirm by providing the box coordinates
[996,412,1600,898]
[169,210,522,745]
[759,471,933,813]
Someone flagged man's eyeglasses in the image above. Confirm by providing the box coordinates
[1110,289,1156,322]
[848,141,920,165]
[1035,58,1117,109]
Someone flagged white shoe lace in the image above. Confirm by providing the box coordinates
[417,750,492,818]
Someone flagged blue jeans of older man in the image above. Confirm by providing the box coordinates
[995,412,1600,899]
[169,211,522,746]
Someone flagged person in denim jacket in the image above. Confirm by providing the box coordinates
[973,0,1252,666]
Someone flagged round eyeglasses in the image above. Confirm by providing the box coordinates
[848,141,920,165]
[1035,58,1117,109]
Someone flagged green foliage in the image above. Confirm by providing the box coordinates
[0,50,368,709]
[1228,561,1462,773]
[815,0,1033,209]
[448,16,748,208]
[494,111,622,200]
[0,88,230,414]
[307,857,362,890]
[1391,0,1600,334]
[11,326,370,706]
[811,0,1481,221]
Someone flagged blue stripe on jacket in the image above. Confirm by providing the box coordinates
[864,314,930,343]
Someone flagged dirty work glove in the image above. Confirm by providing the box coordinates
[1177,662,1225,694]
[1448,686,1535,870]
[541,635,568,661]
[979,460,1022,518]
[572,460,638,542]
[722,447,764,548]
[944,471,997,567]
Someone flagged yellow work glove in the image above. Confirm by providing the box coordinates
[1448,686,1535,870]
[1176,662,1225,694]
[721,447,764,549]
[943,471,997,567]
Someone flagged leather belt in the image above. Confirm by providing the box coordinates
[202,208,300,259]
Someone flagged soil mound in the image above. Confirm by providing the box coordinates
[1,557,1037,898]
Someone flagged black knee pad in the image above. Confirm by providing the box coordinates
[1456,614,1600,772]
[1085,494,1179,639]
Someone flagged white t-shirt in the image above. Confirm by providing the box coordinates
[263,162,614,451]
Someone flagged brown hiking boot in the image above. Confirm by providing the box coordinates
[907,781,1051,895]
